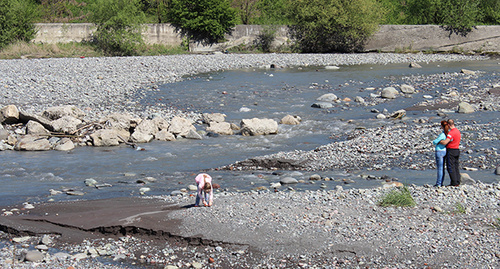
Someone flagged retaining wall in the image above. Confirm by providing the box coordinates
[33,23,500,53]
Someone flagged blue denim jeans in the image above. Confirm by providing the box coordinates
[195,191,210,206]
[435,150,446,186]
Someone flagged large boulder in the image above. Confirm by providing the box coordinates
[0,105,19,124]
[42,105,85,120]
[151,117,169,131]
[316,93,338,102]
[279,115,301,125]
[457,102,475,113]
[50,116,82,134]
[202,113,226,124]
[101,113,134,131]
[168,116,196,137]
[311,102,334,109]
[53,138,75,151]
[90,129,121,147]
[206,122,233,135]
[400,84,416,94]
[14,135,51,151]
[155,129,176,141]
[381,87,399,99]
[240,118,278,136]
[130,119,158,143]
[26,120,50,136]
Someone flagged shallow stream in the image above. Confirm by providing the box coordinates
[1,59,499,206]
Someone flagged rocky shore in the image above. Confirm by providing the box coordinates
[0,53,499,268]
[1,182,499,268]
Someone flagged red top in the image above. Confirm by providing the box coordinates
[446,127,461,149]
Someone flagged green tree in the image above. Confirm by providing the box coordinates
[405,0,482,36]
[254,0,290,25]
[167,0,237,45]
[0,0,39,49]
[89,0,146,56]
[288,0,384,53]
[479,0,500,24]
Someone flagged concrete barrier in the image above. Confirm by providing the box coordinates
[33,23,500,53]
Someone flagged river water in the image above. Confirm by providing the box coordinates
[1,59,499,207]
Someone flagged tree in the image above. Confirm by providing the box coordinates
[89,0,146,56]
[287,0,385,53]
[405,0,482,36]
[232,0,259,24]
[0,0,38,49]
[167,0,237,45]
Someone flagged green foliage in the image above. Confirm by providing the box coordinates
[254,25,277,52]
[253,0,291,25]
[89,0,146,56]
[287,0,385,53]
[167,0,237,45]
[453,202,467,214]
[378,0,407,24]
[479,0,500,24]
[0,0,39,49]
[378,186,416,207]
[405,0,482,36]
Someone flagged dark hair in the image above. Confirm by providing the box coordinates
[441,120,450,135]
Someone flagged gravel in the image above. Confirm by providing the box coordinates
[1,53,498,268]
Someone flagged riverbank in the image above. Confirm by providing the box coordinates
[1,182,499,268]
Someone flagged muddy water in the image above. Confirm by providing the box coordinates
[1,60,499,206]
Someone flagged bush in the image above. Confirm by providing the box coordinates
[255,25,277,52]
[167,0,237,45]
[89,0,146,56]
[378,186,416,207]
[287,0,385,53]
[0,0,38,49]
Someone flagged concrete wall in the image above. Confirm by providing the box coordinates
[33,23,500,53]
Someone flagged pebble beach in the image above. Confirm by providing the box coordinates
[1,53,499,268]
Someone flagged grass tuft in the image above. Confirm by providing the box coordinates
[453,202,467,214]
[378,185,416,207]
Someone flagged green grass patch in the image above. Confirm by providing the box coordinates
[378,185,416,207]
[0,41,188,59]
[493,218,500,229]
[453,202,467,214]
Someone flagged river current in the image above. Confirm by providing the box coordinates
[1,59,499,206]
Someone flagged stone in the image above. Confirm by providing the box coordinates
[376,114,386,119]
[0,105,19,124]
[325,66,340,70]
[24,250,44,262]
[188,185,198,191]
[42,105,85,120]
[390,109,406,119]
[151,117,169,131]
[101,113,134,131]
[240,118,278,136]
[91,129,121,146]
[311,102,334,109]
[85,178,98,187]
[409,62,422,68]
[279,115,301,125]
[54,138,75,151]
[354,96,365,103]
[202,113,226,124]
[400,84,416,94]
[460,69,476,75]
[185,129,203,140]
[309,174,321,181]
[206,122,233,135]
[192,262,203,269]
[130,131,154,143]
[14,135,51,151]
[26,120,50,136]
[0,128,9,140]
[316,93,338,102]
[51,116,82,134]
[155,129,176,141]
[381,87,399,99]
[280,177,298,184]
[457,102,475,113]
[460,173,475,184]
[41,235,52,245]
[168,116,196,137]
[133,119,159,136]
[66,191,85,196]
[383,181,403,188]
[496,166,500,175]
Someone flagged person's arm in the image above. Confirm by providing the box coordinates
[440,137,451,145]
[208,188,213,206]
[433,133,445,145]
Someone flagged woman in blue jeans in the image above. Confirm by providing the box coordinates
[432,120,449,187]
